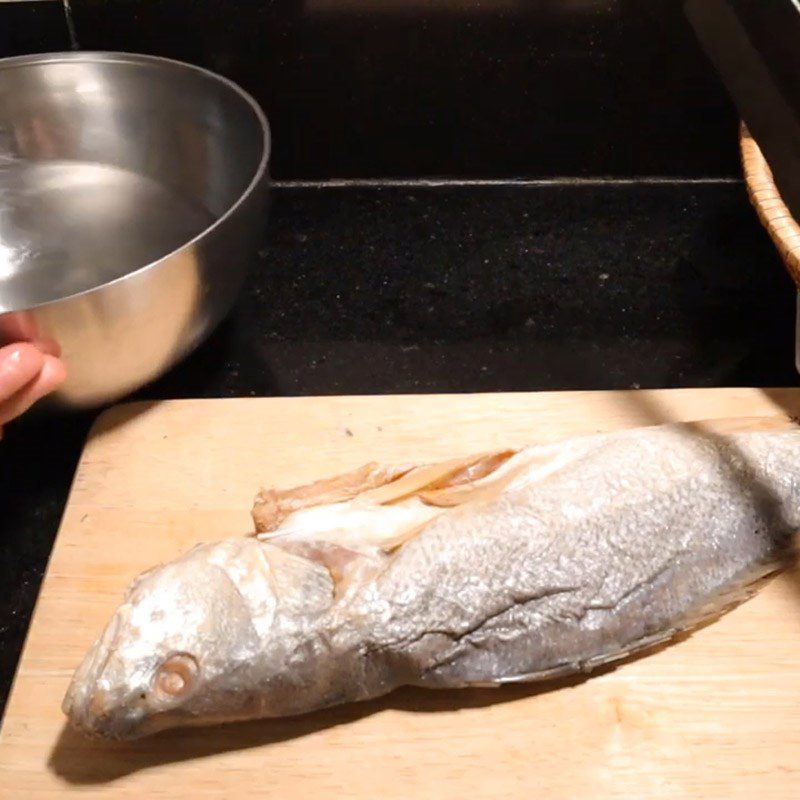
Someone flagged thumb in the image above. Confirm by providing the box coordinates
[0,352,66,426]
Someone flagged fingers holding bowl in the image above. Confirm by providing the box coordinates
[0,344,66,428]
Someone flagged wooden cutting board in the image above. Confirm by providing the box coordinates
[2,388,800,799]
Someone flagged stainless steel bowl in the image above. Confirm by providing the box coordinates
[0,52,270,408]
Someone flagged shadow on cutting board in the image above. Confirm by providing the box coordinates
[46,652,670,786]
[46,678,575,784]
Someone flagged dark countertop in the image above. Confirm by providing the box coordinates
[0,180,796,716]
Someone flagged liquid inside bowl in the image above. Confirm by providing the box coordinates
[0,159,215,313]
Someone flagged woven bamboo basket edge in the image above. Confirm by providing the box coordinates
[740,122,800,286]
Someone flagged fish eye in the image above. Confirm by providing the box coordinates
[153,653,199,700]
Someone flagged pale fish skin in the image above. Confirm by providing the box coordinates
[63,423,800,739]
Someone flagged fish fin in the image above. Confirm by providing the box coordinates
[253,416,797,532]
[270,539,368,596]
[404,416,800,509]
[417,464,522,508]
[258,499,446,560]
[268,536,434,600]
[651,558,787,639]
[466,628,684,688]
[253,449,519,535]
[477,559,789,687]
[252,462,413,533]
[355,450,517,506]
[379,519,438,553]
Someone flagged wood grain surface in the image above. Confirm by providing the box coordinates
[2,388,800,798]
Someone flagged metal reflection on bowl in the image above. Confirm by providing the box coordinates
[0,52,270,409]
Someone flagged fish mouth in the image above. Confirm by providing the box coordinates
[62,611,187,741]
[62,612,144,739]
[63,618,114,714]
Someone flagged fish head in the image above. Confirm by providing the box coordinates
[62,538,310,739]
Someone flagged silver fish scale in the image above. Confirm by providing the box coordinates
[342,428,800,688]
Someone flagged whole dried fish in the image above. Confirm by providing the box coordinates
[63,420,800,740]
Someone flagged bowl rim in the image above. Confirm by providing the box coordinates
[0,50,271,314]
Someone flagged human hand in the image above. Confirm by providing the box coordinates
[0,343,66,431]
